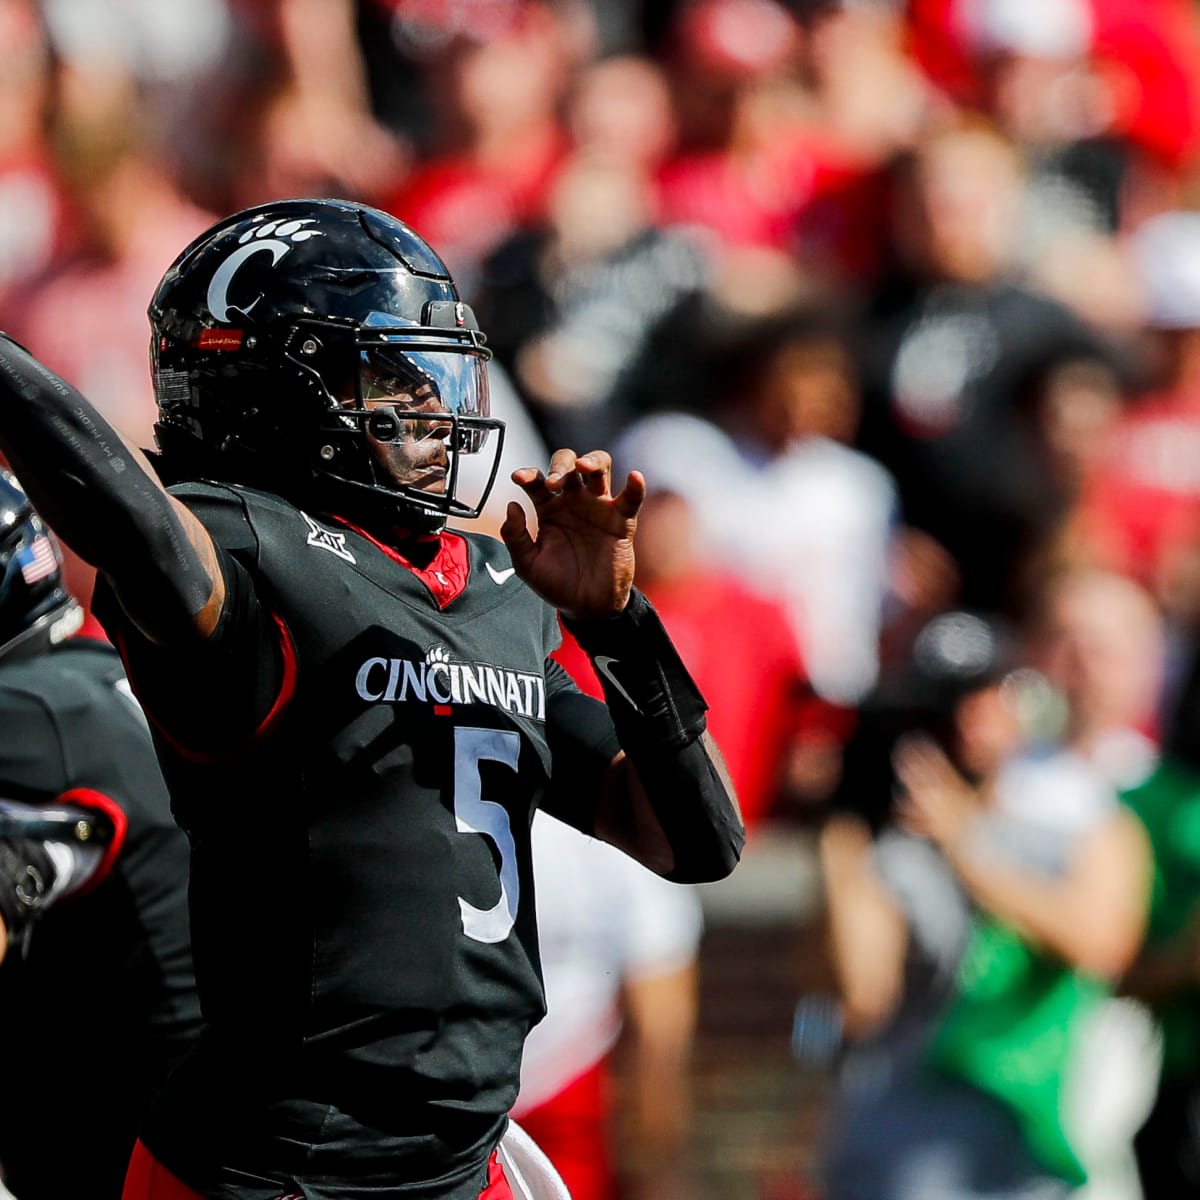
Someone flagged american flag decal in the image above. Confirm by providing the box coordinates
[16,535,56,585]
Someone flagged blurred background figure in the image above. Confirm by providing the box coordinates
[816,610,1153,1200]
[475,53,707,450]
[0,1,60,312]
[615,307,901,709]
[1073,211,1200,639]
[382,0,579,295]
[856,118,1119,616]
[512,813,703,1200]
[1026,567,1166,789]
[0,92,214,612]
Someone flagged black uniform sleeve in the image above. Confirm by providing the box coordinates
[0,334,214,641]
[0,692,113,956]
[97,540,291,760]
[541,659,621,836]
[0,686,70,799]
[560,589,745,883]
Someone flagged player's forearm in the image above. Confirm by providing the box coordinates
[564,589,745,883]
[0,334,217,641]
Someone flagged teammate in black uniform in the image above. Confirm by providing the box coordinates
[0,198,743,1200]
[0,470,201,1200]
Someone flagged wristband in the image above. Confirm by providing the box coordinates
[562,589,707,748]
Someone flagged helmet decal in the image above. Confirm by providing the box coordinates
[206,218,325,322]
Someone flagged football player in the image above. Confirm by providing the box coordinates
[0,470,201,1199]
[0,198,743,1200]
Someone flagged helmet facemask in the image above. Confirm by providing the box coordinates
[283,306,505,532]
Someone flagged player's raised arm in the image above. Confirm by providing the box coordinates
[0,334,224,644]
[503,448,745,883]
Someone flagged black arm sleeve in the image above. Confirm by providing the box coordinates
[0,334,213,639]
[562,589,745,883]
[542,659,622,836]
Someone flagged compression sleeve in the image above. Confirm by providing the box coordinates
[0,334,214,639]
[562,589,745,883]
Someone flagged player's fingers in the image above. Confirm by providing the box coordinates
[500,501,535,566]
[511,467,554,507]
[545,449,578,488]
[613,470,647,520]
[574,451,612,497]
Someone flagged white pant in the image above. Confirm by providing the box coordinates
[498,1120,573,1200]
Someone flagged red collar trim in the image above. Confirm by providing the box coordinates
[332,518,470,609]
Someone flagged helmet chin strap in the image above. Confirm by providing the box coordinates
[309,471,449,541]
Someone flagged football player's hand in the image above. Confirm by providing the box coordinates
[501,449,646,621]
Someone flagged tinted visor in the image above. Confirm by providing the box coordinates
[352,345,490,454]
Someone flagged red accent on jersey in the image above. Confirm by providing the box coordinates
[434,704,453,716]
[333,520,471,608]
[55,787,129,895]
[113,613,299,764]
[122,1140,208,1200]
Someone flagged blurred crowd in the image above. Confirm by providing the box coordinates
[10,0,1200,1197]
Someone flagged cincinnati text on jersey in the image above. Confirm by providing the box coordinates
[354,652,547,720]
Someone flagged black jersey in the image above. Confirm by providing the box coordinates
[0,638,201,1200]
[97,483,620,1200]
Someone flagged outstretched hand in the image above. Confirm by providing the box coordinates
[500,449,646,621]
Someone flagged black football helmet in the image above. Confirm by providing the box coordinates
[0,471,83,663]
[149,198,503,531]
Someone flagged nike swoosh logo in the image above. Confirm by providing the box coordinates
[485,563,517,585]
[595,656,641,713]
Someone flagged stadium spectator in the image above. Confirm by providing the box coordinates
[0,470,200,1200]
[382,1,577,295]
[1073,211,1200,631]
[856,118,1114,614]
[218,0,408,211]
[472,53,698,449]
[1026,566,1165,789]
[2,96,213,615]
[0,2,62,314]
[616,308,900,706]
[817,610,1152,1200]
[0,197,743,1199]
[476,152,709,450]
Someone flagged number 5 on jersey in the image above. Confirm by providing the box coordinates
[453,726,521,944]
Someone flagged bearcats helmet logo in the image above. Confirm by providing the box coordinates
[206,218,324,323]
